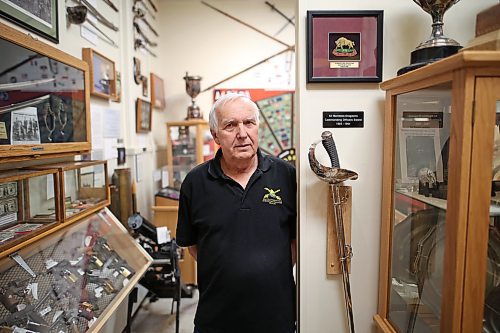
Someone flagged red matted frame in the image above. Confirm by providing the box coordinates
[307,10,383,83]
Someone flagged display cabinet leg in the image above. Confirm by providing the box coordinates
[125,287,139,333]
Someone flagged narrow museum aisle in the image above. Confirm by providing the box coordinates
[131,292,198,333]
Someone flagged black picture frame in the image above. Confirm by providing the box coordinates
[0,0,59,43]
[307,10,383,83]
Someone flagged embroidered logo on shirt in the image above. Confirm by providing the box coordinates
[262,187,282,205]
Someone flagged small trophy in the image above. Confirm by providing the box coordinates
[183,72,202,119]
[398,0,462,75]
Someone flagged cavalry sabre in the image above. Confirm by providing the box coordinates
[309,131,358,333]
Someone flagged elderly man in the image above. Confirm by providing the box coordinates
[176,93,297,333]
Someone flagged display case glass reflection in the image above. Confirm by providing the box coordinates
[0,169,60,252]
[170,126,199,189]
[30,161,109,222]
[0,22,90,160]
[389,83,452,332]
[0,208,152,333]
[166,119,215,190]
[483,100,500,332]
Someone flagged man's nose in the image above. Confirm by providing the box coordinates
[236,123,247,138]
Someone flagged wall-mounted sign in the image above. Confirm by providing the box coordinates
[323,111,364,128]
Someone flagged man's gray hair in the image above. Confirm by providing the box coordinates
[209,92,260,132]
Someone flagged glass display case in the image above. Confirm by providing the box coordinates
[0,22,91,162]
[0,169,60,253]
[375,51,500,333]
[0,208,152,333]
[166,119,215,190]
[29,161,110,223]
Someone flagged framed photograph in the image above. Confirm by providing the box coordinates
[82,48,116,99]
[0,0,59,43]
[307,10,383,83]
[150,73,166,110]
[136,98,152,133]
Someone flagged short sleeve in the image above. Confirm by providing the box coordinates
[176,180,197,247]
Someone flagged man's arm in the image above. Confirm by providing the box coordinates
[188,245,198,261]
[291,239,297,266]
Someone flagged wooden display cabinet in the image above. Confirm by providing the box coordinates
[0,169,60,255]
[375,51,500,333]
[0,207,152,333]
[153,192,197,286]
[160,120,216,286]
[29,161,110,224]
[0,22,91,162]
[165,119,215,190]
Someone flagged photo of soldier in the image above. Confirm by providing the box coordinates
[10,107,41,145]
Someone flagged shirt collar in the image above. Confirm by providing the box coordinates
[208,148,272,179]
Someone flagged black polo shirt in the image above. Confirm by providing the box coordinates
[177,148,296,333]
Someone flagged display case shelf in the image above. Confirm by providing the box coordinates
[29,161,110,224]
[0,208,152,333]
[0,168,61,254]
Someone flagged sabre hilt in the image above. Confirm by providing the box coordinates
[321,131,340,168]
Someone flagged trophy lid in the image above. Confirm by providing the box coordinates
[183,72,202,81]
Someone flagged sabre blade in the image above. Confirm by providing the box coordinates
[321,131,340,168]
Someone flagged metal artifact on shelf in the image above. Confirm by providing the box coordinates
[183,72,203,119]
[398,0,462,75]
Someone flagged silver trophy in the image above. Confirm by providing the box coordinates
[183,72,202,119]
[398,0,462,75]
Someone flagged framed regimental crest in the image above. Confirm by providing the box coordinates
[150,73,166,110]
[0,0,59,43]
[82,48,116,99]
[136,98,152,133]
[307,10,383,83]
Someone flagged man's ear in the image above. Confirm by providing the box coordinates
[211,130,220,145]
